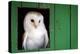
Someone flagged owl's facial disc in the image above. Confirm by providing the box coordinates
[31,19,41,28]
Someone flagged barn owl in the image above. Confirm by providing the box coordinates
[22,11,49,50]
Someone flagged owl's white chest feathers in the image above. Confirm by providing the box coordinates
[23,26,46,50]
[22,11,49,50]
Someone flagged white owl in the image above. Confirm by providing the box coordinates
[22,11,49,50]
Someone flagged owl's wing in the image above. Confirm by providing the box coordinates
[22,32,28,49]
[44,31,49,48]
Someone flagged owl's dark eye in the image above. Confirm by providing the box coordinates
[39,20,40,23]
[31,19,34,22]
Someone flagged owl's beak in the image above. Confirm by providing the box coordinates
[34,25,37,28]
[33,23,37,28]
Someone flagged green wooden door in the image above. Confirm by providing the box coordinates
[54,5,78,49]
[54,4,70,49]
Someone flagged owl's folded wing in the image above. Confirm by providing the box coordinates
[22,32,28,49]
[44,31,49,48]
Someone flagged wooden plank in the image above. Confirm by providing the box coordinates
[22,2,38,8]
[55,4,70,49]
[10,1,21,52]
[71,5,78,49]
[49,4,55,50]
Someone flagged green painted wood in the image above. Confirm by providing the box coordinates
[9,1,78,53]
[55,4,70,49]
[38,3,50,8]
[22,2,38,8]
[71,5,78,49]
[49,4,55,50]
[10,1,21,53]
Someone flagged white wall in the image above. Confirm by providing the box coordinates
[0,0,80,54]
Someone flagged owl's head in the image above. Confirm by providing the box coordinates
[24,11,44,31]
